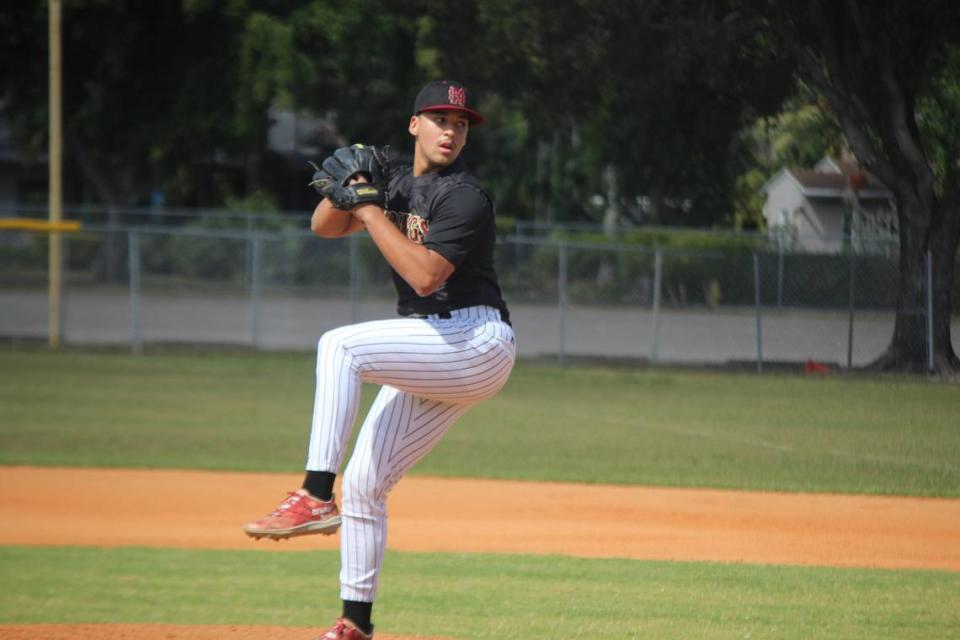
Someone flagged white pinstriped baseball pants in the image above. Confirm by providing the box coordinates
[304,305,516,603]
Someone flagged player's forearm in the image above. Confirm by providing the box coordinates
[310,199,365,238]
[357,205,454,296]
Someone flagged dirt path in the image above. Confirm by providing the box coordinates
[3,466,959,570]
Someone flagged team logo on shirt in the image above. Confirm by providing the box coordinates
[385,210,429,245]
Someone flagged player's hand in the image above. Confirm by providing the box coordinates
[345,175,382,221]
[349,176,384,224]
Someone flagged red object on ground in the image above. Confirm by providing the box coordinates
[804,359,830,374]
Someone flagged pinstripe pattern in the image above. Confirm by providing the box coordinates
[304,305,515,602]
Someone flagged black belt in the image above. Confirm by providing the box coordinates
[409,308,511,324]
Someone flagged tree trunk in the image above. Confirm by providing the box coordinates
[602,163,620,237]
[930,203,960,372]
[597,163,619,288]
[873,215,929,372]
[872,200,960,374]
[534,135,557,225]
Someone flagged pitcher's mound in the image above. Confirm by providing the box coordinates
[0,625,449,640]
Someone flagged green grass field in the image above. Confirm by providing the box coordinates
[1,347,959,639]
[0,547,960,640]
[2,547,958,639]
[1,347,958,495]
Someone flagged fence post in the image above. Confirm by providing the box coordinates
[776,232,784,308]
[127,229,142,355]
[650,248,662,362]
[58,235,68,345]
[350,234,360,324]
[244,213,254,288]
[846,249,856,369]
[753,252,763,374]
[558,239,568,367]
[926,249,934,374]
[249,233,262,348]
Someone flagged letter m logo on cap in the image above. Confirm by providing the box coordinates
[448,85,466,107]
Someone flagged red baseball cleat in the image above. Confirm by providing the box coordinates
[317,618,373,639]
[244,490,341,540]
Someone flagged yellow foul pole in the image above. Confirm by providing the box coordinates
[48,0,63,347]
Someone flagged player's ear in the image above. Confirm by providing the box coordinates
[408,115,419,137]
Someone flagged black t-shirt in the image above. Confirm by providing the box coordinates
[383,160,510,321]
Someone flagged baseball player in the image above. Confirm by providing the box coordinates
[244,80,515,640]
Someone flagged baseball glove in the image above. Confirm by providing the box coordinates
[309,144,390,210]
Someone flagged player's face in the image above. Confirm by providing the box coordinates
[410,110,470,173]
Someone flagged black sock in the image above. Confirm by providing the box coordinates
[302,471,335,501]
[342,600,373,635]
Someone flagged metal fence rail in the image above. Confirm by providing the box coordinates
[1,223,954,372]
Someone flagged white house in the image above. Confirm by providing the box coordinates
[762,156,897,252]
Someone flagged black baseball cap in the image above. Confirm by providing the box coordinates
[413,80,484,125]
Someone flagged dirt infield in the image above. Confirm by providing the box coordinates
[3,466,959,569]
[2,466,959,640]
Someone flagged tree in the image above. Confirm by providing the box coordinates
[0,2,256,207]
[0,1,424,210]
[421,0,794,227]
[758,0,960,373]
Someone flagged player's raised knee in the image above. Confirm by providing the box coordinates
[341,464,387,513]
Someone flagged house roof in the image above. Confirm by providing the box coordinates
[791,169,888,193]
[762,159,893,200]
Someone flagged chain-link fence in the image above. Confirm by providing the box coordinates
[2,221,956,371]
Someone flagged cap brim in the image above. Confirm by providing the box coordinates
[416,104,485,125]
